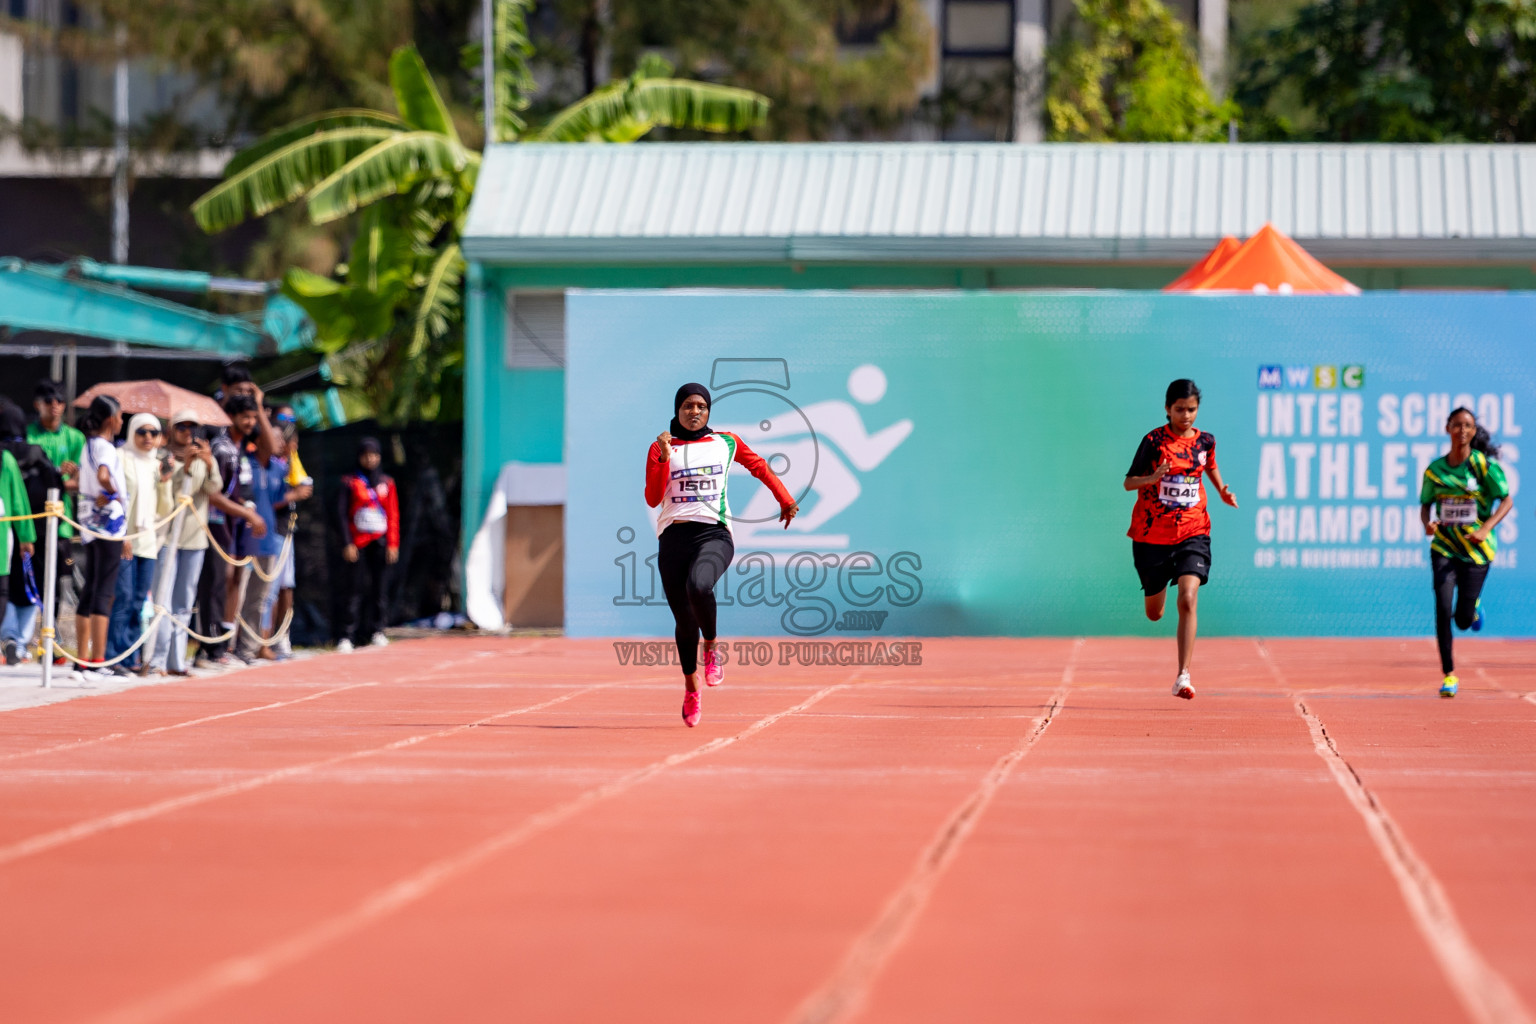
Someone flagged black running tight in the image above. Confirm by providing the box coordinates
[658,521,734,675]
[1432,552,1489,674]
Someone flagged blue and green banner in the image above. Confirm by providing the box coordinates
[565,290,1533,637]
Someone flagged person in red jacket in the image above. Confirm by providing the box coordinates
[336,437,399,651]
[646,383,798,727]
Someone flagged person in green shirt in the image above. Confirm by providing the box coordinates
[27,380,84,538]
[0,446,38,614]
[1419,407,1514,698]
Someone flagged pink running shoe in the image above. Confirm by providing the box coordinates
[703,647,724,687]
[682,690,702,727]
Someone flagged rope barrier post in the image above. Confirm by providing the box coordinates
[147,490,192,676]
[40,488,60,689]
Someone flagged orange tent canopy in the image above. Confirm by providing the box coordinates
[1163,236,1240,291]
[1163,223,1360,295]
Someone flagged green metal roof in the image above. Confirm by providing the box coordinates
[0,258,312,357]
[464,143,1536,265]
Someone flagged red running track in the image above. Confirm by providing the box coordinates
[0,637,1532,1024]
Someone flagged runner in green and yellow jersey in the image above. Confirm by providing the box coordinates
[1419,407,1513,698]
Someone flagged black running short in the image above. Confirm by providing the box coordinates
[1131,534,1211,596]
[77,539,123,617]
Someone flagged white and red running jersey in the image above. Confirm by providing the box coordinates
[645,431,794,537]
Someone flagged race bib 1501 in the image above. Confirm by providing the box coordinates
[1439,496,1478,526]
[1158,474,1201,508]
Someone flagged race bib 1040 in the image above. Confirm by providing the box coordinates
[1158,474,1201,508]
[1439,496,1478,526]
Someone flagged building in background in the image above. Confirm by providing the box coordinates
[0,0,232,266]
[920,0,1227,141]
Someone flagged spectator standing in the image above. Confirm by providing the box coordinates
[232,421,308,664]
[195,394,265,667]
[0,400,60,665]
[337,437,398,652]
[260,403,308,659]
[75,395,126,676]
[27,380,84,653]
[106,414,171,672]
[0,401,40,665]
[147,411,223,676]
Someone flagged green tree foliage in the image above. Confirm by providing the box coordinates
[602,0,934,139]
[1234,0,1536,141]
[41,0,478,140]
[193,3,769,423]
[1046,0,1233,141]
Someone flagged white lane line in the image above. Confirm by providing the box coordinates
[0,683,378,763]
[1473,668,1536,708]
[0,733,129,763]
[139,682,378,735]
[87,680,853,1024]
[785,638,1084,1024]
[0,683,612,870]
[1257,642,1534,1024]
[1293,700,1534,1024]
[0,635,513,760]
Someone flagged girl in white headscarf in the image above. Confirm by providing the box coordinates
[105,413,172,672]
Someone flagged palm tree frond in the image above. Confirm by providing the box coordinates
[629,79,771,133]
[222,109,410,178]
[389,45,461,146]
[409,243,464,359]
[529,78,769,141]
[526,81,632,142]
[634,53,676,79]
[304,132,471,225]
[192,126,402,232]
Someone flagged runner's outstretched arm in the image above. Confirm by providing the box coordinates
[727,433,798,526]
[1206,465,1239,507]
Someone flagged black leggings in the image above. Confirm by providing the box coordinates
[342,540,391,644]
[658,521,734,675]
[1433,552,1489,675]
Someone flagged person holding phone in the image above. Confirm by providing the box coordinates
[147,410,224,676]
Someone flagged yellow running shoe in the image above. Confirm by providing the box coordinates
[1439,674,1459,698]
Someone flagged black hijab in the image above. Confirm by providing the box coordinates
[669,383,713,442]
[357,436,383,486]
[0,400,62,506]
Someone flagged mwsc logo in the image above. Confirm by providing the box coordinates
[1258,365,1364,390]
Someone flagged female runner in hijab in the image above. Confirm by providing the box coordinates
[645,383,798,727]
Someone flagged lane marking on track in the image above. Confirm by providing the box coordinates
[0,683,612,870]
[0,733,129,763]
[405,639,557,680]
[784,638,1084,1024]
[1257,642,1535,1024]
[86,679,854,1024]
[1473,668,1536,708]
[139,682,379,736]
[0,683,379,763]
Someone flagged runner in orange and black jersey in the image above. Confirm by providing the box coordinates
[1123,379,1238,700]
